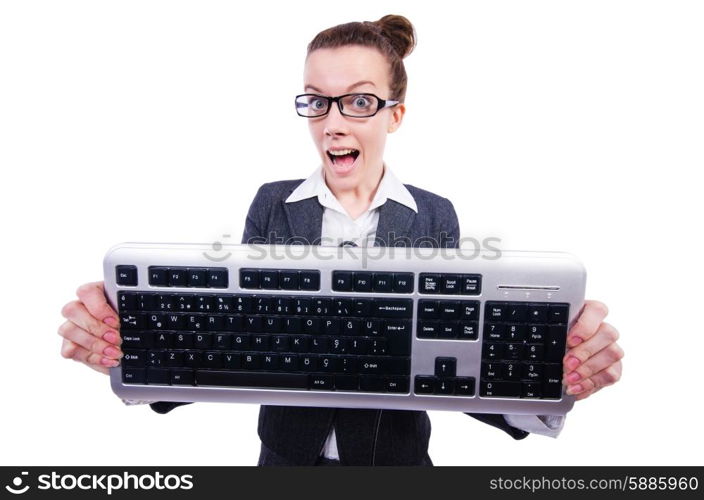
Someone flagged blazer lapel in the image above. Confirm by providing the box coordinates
[282,197,324,245]
[374,199,416,247]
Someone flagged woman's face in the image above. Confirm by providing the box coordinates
[303,45,405,192]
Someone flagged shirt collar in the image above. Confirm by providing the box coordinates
[284,164,418,215]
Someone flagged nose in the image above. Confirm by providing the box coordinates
[323,103,349,137]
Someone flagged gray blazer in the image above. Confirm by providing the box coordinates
[151,179,529,465]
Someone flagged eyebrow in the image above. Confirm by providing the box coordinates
[304,80,377,93]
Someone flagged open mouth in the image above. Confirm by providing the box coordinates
[326,148,360,168]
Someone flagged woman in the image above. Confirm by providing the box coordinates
[58,15,624,466]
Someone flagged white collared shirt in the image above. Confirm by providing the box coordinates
[285,164,418,247]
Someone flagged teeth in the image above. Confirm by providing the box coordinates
[328,149,357,156]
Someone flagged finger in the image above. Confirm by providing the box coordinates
[563,321,620,370]
[566,300,609,348]
[58,320,123,360]
[61,338,116,373]
[564,341,624,385]
[566,359,622,397]
[61,299,120,346]
[75,281,120,329]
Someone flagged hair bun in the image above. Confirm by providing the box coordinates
[372,14,416,59]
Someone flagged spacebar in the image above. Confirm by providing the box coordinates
[196,370,309,389]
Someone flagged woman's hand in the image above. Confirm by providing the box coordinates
[58,281,123,375]
[562,300,624,401]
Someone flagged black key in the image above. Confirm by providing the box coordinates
[207,268,228,288]
[527,304,548,322]
[280,354,299,370]
[359,375,386,392]
[437,323,458,339]
[414,376,435,394]
[439,300,461,319]
[184,350,202,368]
[524,344,544,361]
[482,343,503,360]
[481,362,501,379]
[194,296,215,312]
[166,350,184,367]
[480,380,521,397]
[503,362,521,380]
[384,320,412,356]
[260,270,279,289]
[484,323,505,341]
[523,363,543,382]
[271,335,289,351]
[373,273,392,292]
[299,271,320,290]
[251,334,270,350]
[214,333,232,349]
[392,273,414,293]
[169,269,188,287]
[522,383,542,398]
[171,369,195,385]
[362,318,382,336]
[310,337,329,353]
[504,343,524,360]
[548,303,569,323]
[419,273,441,294]
[118,292,139,311]
[242,353,262,369]
[458,321,478,340]
[418,300,439,319]
[232,334,250,350]
[543,381,563,399]
[435,378,454,395]
[335,374,359,390]
[417,321,439,339]
[506,323,527,341]
[309,375,334,390]
[546,324,568,361]
[505,303,527,322]
[120,313,146,330]
[196,370,308,389]
[460,274,482,295]
[116,265,138,286]
[386,376,409,393]
[222,352,241,369]
[187,268,207,287]
[148,267,169,287]
[122,349,147,366]
[373,299,413,318]
[279,271,299,290]
[486,302,505,321]
[173,332,194,348]
[146,368,170,385]
[239,269,260,289]
[441,275,460,294]
[454,377,475,396]
[261,353,279,370]
[461,301,480,320]
[122,368,146,384]
[354,273,373,292]
[544,363,563,385]
[435,357,456,377]
[332,271,354,292]
[147,350,165,367]
[122,332,152,348]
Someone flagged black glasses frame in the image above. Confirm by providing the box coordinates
[295,93,399,118]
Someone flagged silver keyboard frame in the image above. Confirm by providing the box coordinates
[104,242,586,415]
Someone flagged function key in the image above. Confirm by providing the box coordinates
[354,272,373,292]
[148,267,169,287]
[373,273,393,292]
[260,270,279,289]
[441,274,460,294]
[332,271,354,292]
[187,268,207,287]
[207,268,228,288]
[460,274,482,295]
[548,303,569,323]
[419,274,441,294]
[392,273,414,293]
[116,265,138,286]
[169,269,188,287]
[300,270,320,291]
[239,269,260,289]
[279,271,299,290]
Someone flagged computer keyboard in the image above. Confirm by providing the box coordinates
[104,243,586,415]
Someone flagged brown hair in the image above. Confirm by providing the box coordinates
[307,14,417,102]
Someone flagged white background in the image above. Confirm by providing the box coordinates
[1,0,702,466]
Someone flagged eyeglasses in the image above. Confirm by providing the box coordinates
[295,93,399,118]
